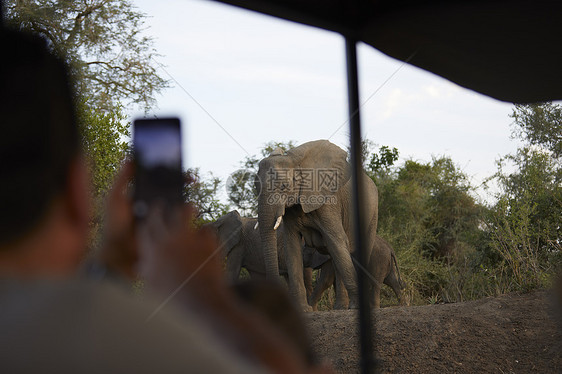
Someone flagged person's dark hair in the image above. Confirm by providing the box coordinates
[0,29,80,246]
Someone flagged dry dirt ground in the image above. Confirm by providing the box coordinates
[305,290,562,373]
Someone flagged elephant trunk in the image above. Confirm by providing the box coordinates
[258,204,284,281]
[261,227,281,280]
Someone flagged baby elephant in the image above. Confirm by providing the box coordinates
[308,236,405,310]
[204,211,330,283]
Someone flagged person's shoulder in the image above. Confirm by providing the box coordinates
[0,277,267,373]
[83,279,269,373]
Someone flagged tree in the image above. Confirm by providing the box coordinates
[184,168,230,224]
[510,102,562,159]
[368,152,486,303]
[422,157,482,259]
[503,103,561,256]
[227,140,296,216]
[485,147,561,291]
[483,103,562,292]
[226,167,259,217]
[374,155,482,259]
[367,144,399,176]
[4,1,172,245]
[4,0,169,112]
[489,148,561,257]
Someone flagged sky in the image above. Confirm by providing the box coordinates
[131,0,520,202]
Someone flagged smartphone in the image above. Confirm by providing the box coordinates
[132,117,183,219]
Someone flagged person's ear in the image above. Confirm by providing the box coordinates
[47,155,92,274]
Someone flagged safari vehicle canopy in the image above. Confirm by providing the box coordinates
[207,1,562,372]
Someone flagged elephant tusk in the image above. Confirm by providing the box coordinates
[254,221,259,230]
[273,216,282,230]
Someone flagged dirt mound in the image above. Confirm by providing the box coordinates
[305,290,562,373]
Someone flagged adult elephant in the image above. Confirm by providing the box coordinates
[204,210,331,283]
[255,139,379,311]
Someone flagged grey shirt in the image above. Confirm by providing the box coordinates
[0,278,267,373]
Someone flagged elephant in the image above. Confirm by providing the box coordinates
[302,246,349,310]
[204,210,331,283]
[255,139,379,311]
[307,236,405,310]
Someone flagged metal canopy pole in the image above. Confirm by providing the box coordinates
[345,37,377,374]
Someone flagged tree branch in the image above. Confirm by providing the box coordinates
[66,0,110,47]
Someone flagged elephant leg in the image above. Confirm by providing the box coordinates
[315,217,359,308]
[333,265,349,309]
[371,282,381,309]
[284,222,311,312]
[369,254,387,309]
[303,267,314,300]
[308,262,334,311]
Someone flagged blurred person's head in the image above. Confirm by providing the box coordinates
[0,29,90,275]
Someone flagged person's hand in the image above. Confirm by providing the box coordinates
[135,205,336,374]
[136,204,228,305]
[97,161,138,280]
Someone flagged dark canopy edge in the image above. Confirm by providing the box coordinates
[210,0,562,103]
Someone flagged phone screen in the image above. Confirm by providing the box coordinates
[133,118,183,218]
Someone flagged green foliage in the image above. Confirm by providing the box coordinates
[4,0,169,112]
[510,102,562,158]
[184,168,230,225]
[479,103,562,294]
[366,151,487,304]
[260,140,297,158]
[368,145,399,174]
[76,101,129,248]
[308,269,337,311]
[371,101,562,306]
[77,100,130,198]
[377,222,449,305]
[367,144,522,305]
[488,196,549,291]
[227,168,259,217]
[490,148,561,255]
[346,138,378,170]
[483,150,561,293]
[4,1,173,250]
[378,103,560,306]
[375,156,482,260]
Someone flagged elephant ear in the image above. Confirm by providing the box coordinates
[288,140,351,213]
[216,210,243,257]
